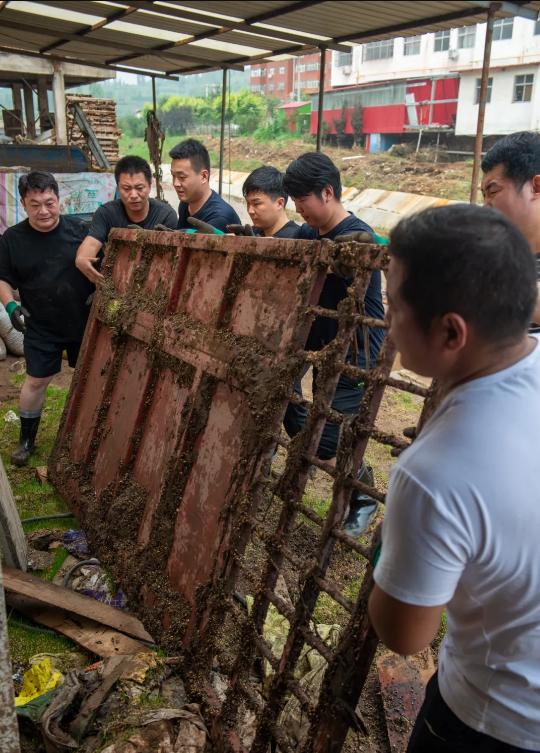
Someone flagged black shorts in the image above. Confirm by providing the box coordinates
[24,338,82,378]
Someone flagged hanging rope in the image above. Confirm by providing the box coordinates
[145,109,165,201]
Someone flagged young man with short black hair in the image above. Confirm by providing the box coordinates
[283,152,385,535]
[170,138,240,233]
[370,203,540,752]
[481,131,540,328]
[76,155,177,284]
[242,166,300,238]
[0,171,94,465]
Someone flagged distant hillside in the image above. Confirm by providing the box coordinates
[70,70,250,118]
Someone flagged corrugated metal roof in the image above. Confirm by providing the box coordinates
[0,0,538,79]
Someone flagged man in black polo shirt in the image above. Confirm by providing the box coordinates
[0,171,94,465]
[283,152,385,535]
[76,155,177,284]
[170,138,240,233]
[481,131,540,332]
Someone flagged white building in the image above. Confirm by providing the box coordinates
[332,15,540,137]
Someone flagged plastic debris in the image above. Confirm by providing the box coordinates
[4,410,19,424]
[15,657,63,707]
[63,529,90,558]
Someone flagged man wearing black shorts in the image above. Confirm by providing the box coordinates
[0,171,94,465]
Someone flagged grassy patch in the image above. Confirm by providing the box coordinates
[1,378,81,666]
[7,616,75,666]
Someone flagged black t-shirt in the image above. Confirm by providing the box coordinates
[254,220,301,239]
[0,216,94,343]
[88,198,177,243]
[177,190,240,233]
[299,214,385,368]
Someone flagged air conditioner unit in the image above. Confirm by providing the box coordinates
[343,66,352,75]
[448,48,459,60]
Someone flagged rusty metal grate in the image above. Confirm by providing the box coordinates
[49,230,432,753]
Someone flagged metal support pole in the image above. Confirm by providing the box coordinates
[316,46,327,151]
[52,63,67,145]
[470,2,498,203]
[218,67,227,196]
[151,75,157,112]
[428,77,436,128]
[23,83,36,139]
[0,564,21,753]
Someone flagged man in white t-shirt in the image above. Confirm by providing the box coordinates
[368,203,540,752]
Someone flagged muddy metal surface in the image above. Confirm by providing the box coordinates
[50,230,433,753]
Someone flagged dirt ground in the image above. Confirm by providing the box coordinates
[202,134,473,201]
[0,355,73,407]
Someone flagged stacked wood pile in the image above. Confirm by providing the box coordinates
[66,94,120,166]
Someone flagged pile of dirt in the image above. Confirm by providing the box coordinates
[202,135,473,201]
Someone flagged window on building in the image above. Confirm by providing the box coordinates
[279,65,285,74]
[269,67,275,75]
[307,62,320,71]
[458,25,476,49]
[363,39,394,61]
[513,73,534,102]
[251,68,261,77]
[297,64,306,73]
[336,51,353,66]
[278,81,285,90]
[535,19,540,35]
[474,76,493,104]
[433,30,450,52]
[403,35,421,55]
[493,18,513,41]
[268,83,275,91]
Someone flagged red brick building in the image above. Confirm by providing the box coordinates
[250,51,332,102]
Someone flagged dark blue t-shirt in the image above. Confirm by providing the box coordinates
[177,190,240,233]
[299,214,385,369]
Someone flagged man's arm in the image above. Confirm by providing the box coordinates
[0,279,15,307]
[75,236,104,284]
[368,585,445,655]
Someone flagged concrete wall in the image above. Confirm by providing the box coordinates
[455,65,540,135]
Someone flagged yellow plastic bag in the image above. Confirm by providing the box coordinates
[15,657,63,707]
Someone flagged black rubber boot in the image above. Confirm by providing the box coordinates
[11,414,41,467]
[343,463,378,537]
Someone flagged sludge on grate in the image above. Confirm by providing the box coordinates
[49,230,436,753]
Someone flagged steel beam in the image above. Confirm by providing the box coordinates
[470,3,498,204]
[0,44,179,80]
[316,46,326,152]
[40,4,139,54]
[218,68,227,197]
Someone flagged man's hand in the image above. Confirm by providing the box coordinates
[331,230,375,278]
[75,236,104,285]
[6,301,29,333]
[75,255,104,285]
[226,223,255,236]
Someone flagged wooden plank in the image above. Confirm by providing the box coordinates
[7,594,151,657]
[0,563,20,753]
[0,457,27,571]
[3,567,154,643]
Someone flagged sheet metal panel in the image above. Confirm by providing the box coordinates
[49,229,328,648]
